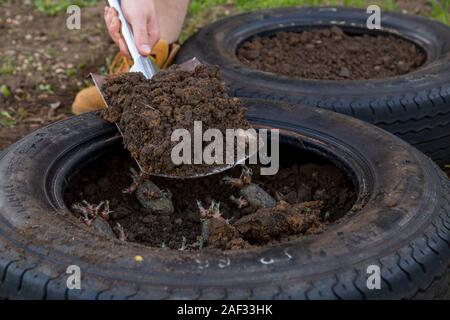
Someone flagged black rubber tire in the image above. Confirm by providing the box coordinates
[176,7,450,166]
[0,99,450,300]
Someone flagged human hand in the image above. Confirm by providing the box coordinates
[104,0,160,58]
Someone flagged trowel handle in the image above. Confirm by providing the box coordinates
[107,0,142,62]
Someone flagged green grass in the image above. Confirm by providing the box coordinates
[429,0,450,24]
[235,0,339,10]
[0,111,16,128]
[66,67,77,77]
[0,59,14,76]
[0,84,11,98]
[188,0,400,12]
[38,83,54,95]
[33,0,99,15]
[189,0,232,15]
[188,0,449,24]
[23,0,448,25]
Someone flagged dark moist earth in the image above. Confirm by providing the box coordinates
[101,64,249,176]
[65,150,357,251]
[237,26,426,80]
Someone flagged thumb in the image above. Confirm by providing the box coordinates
[131,19,152,56]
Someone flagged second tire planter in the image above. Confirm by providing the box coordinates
[176,7,450,166]
[0,99,449,299]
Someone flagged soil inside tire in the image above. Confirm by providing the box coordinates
[236,27,426,80]
[64,142,357,251]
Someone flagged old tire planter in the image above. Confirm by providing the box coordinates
[176,7,450,166]
[1,99,450,300]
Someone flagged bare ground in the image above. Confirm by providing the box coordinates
[0,1,116,149]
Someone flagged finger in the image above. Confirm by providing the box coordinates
[109,16,122,44]
[106,7,119,35]
[129,17,153,55]
[105,8,117,40]
[109,7,118,18]
[105,7,130,58]
[105,7,117,25]
[118,39,131,59]
[105,7,112,28]
[110,17,131,58]
[111,17,130,58]
[146,12,161,52]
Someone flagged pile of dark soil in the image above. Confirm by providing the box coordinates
[237,26,426,80]
[101,64,249,176]
[65,148,357,251]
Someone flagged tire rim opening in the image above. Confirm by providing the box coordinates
[236,26,427,81]
[63,132,360,251]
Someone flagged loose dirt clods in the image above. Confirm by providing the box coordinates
[101,64,250,177]
[237,26,425,80]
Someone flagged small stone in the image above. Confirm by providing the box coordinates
[397,61,410,73]
[331,26,345,37]
[339,67,351,78]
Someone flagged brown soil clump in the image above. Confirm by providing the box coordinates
[65,149,357,251]
[232,200,324,245]
[101,64,249,177]
[237,27,425,80]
